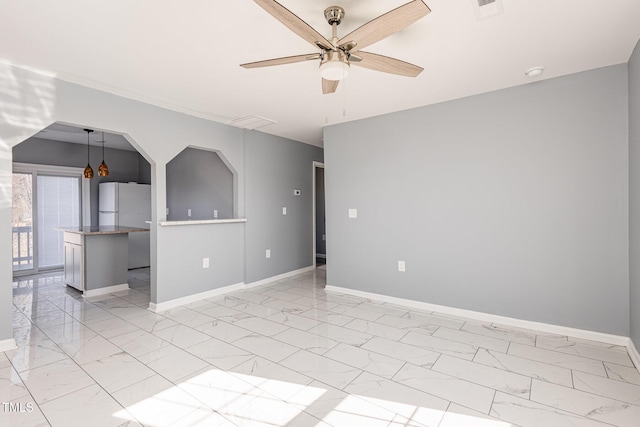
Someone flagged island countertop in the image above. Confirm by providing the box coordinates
[57,226,150,235]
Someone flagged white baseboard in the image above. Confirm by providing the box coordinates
[325,285,632,348]
[149,282,246,312]
[0,338,17,352]
[148,265,317,312]
[627,338,640,369]
[244,265,316,290]
[84,284,129,298]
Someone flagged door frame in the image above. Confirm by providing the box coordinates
[312,161,325,268]
[12,162,90,276]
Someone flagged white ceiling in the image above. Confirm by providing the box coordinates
[2,0,639,147]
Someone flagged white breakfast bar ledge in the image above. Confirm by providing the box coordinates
[155,218,248,226]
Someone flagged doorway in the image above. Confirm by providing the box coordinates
[12,163,90,275]
[313,161,326,268]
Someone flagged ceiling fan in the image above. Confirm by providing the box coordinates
[241,0,431,94]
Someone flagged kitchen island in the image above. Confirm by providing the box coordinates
[58,226,150,297]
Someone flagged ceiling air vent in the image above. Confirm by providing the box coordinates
[473,0,503,20]
[228,115,276,130]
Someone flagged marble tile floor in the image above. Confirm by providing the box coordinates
[3,267,640,426]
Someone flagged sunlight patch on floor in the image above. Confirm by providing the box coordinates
[113,367,513,426]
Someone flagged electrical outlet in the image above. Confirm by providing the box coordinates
[282,207,287,215]
[266,249,271,259]
[203,258,210,269]
[188,209,192,217]
[348,208,358,219]
[398,261,406,272]
[213,210,218,219]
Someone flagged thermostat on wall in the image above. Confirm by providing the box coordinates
[294,189,301,196]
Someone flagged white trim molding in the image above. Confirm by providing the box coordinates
[0,338,17,352]
[159,218,247,227]
[148,282,246,312]
[627,338,640,369]
[84,284,129,298]
[148,265,316,312]
[325,285,632,348]
[244,266,316,289]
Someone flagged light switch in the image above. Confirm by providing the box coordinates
[398,261,406,272]
[282,207,287,215]
[187,209,192,217]
[266,249,271,259]
[213,210,218,219]
[203,258,210,269]
[348,209,358,219]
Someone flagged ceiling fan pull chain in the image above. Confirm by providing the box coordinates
[325,94,329,124]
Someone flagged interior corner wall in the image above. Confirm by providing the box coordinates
[629,39,640,348]
[244,131,323,284]
[324,64,630,335]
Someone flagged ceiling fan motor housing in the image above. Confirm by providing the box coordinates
[324,6,345,25]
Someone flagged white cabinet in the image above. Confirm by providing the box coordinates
[64,234,84,291]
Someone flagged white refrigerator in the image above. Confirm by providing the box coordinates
[99,182,151,269]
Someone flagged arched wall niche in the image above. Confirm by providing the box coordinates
[165,146,237,220]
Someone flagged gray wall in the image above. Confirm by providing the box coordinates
[166,147,233,220]
[157,222,244,301]
[13,137,151,226]
[316,167,326,256]
[138,155,152,184]
[324,64,630,335]
[630,40,640,347]
[244,131,324,283]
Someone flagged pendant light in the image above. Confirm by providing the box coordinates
[98,131,109,177]
[83,129,94,179]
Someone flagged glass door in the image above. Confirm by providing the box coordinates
[12,172,34,272]
[37,175,81,269]
[12,164,88,275]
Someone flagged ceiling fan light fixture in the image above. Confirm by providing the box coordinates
[320,61,350,81]
[320,51,350,81]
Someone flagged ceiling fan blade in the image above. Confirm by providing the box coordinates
[322,79,339,94]
[241,54,320,69]
[254,0,333,50]
[352,51,423,77]
[338,0,431,51]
